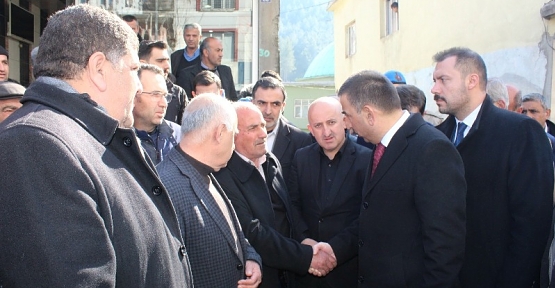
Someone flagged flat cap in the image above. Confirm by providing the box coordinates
[0,81,25,100]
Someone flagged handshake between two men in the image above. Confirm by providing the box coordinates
[302,238,337,277]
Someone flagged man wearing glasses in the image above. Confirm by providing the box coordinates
[134,64,182,164]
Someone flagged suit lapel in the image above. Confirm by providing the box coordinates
[364,114,422,197]
[272,118,290,160]
[171,152,243,261]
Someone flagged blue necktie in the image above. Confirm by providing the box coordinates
[453,122,467,147]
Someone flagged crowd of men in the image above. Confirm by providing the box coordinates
[1,4,555,288]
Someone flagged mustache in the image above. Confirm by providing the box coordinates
[434,94,446,101]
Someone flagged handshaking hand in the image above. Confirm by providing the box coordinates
[307,242,337,277]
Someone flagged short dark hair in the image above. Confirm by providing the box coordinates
[337,70,401,113]
[138,63,164,79]
[252,77,287,102]
[260,70,282,82]
[391,2,398,8]
[396,85,426,114]
[239,84,254,98]
[138,40,168,60]
[433,47,488,91]
[193,70,222,91]
[122,15,137,22]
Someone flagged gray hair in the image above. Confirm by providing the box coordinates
[522,93,548,110]
[181,94,237,144]
[486,78,509,109]
[184,23,202,35]
[34,4,138,80]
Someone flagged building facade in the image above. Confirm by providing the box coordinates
[328,0,555,114]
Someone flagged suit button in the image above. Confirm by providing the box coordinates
[236,263,243,270]
[179,245,187,256]
[318,218,324,223]
[152,186,162,196]
[358,239,364,247]
[363,202,369,209]
[358,276,364,283]
[123,137,132,147]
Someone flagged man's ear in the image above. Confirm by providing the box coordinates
[214,123,226,144]
[362,104,375,126]
[467,73,480,90]
[87,52,109,92]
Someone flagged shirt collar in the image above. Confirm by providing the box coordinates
[456,103,482,128]
[183,48,200,61]
[380,110,410,147]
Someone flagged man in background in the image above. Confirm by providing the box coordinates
[0,81,24,123]
[139,40,188,124]
[177,37,238,101]
[171,23,202,78]
[0,46,9,82]
[134,64,181,164]
[122,14,142,41]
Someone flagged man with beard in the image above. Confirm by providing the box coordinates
[433,47,553,287]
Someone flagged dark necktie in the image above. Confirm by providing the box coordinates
[371,143,386,178]
[453,122,467,147]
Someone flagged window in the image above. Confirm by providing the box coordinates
[385,0,399,36]
[294,99,312,119]
[345,22,356,57]
[206,30,237,62]
[200,0,236,11]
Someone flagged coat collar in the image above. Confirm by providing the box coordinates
[22,80,119,146]
[364,113,426,197]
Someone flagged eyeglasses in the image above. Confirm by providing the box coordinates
[140,91,172,103]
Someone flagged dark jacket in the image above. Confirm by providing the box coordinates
[170,48,201,78]
[272,118,313,189]
[289,136,372,288]
[165,78,189,124]
[0,79,193,287]
[136,119,181,165]
[437,96,553,288]
[342,113,467,287]
[176,62,238,101]
[214,152,313,288]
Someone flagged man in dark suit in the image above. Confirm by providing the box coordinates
[214,102,335,288]
[251,77,312,186]
[176,37,238,101]
[157,94,262,288]
[288,97,372,288]
[170,23,202,78]
[432,47,553,288]
[335,70,466,287]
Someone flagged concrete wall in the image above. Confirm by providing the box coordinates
[329,0,555,114]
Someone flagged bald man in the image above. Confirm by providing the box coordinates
[289,97,372,288]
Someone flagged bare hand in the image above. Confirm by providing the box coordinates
[301,238,318,246]
[238,260,262,288]
[308,242,337,277]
